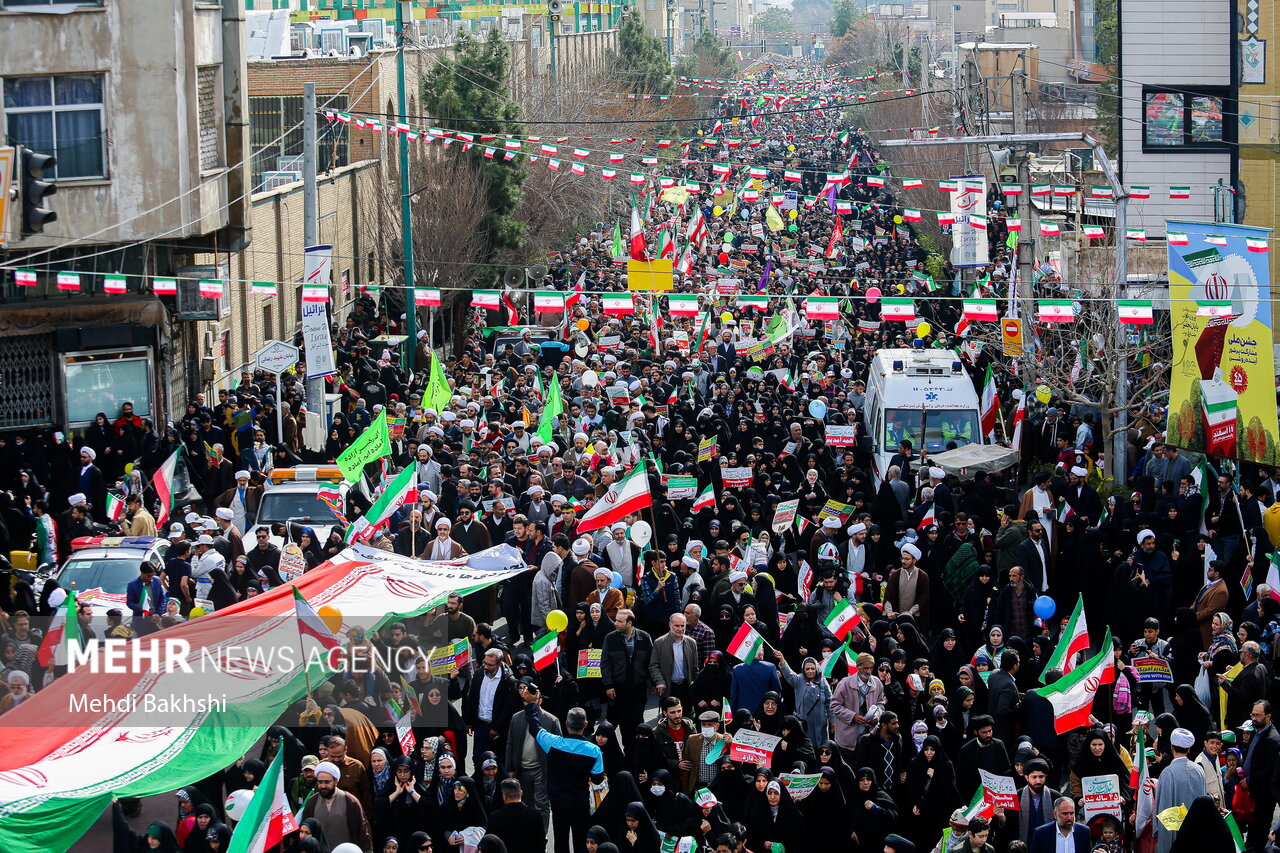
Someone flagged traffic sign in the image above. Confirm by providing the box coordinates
[255,340,299,374]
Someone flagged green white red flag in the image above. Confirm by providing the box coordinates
[1029,628,1113,733]
[152,448,180,526]
[226,737,299,852]
[530,630,559,670]
[726,621,766,661]
[576,465,652,533]
[1041,594,1088,680]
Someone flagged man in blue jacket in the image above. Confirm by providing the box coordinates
[1029,796,1090,853]
[125,563,166,636]
[525,697,604,853]
[729,644,781,718]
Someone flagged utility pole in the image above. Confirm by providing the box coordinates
[396,0,417,372]
[302,82,326,421]
[1009,61,1034,307]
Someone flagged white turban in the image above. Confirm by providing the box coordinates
[1070,466,1088,477]
[822,517,841,529]
[729,570,748,583]
[572,539,592,557]
[435,518,452,529]
[929,466,945,479]
[610,522,627,532]
[315,761,342,781]
[594,567,612,579]
[848,523,867,535]
[1137,528,1155,544]
[1170,728,1195,749]
[901,543,922,560]
[234,470,250,480]
[80,447,96,461]
[68,493,87,507]
[215,508,234,521]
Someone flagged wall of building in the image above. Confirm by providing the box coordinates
[0,0,243,249]
[1117,0,1231,236]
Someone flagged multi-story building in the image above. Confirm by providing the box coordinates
[0,0,251,435]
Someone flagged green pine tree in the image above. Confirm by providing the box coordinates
[422,30,526,267]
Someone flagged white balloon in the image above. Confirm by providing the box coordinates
[630,519,653,548]
[47,587,68,607]
[224,789,254,823]
[574,344,589,358]
[582,370,599,388]
[332,845,364,853]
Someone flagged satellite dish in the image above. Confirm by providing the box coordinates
[503,267,524,287]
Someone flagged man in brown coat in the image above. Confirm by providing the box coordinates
[885,543,931,632]
[1193,559,1230,649]
[585,566,625,620]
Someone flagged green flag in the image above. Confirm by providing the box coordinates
[335,409,390,482]
[537,373,564,445]
[612,221,624,258]
[423,352,453,413]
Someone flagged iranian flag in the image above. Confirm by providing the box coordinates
[1041,594,1088,680]
[1010,391,1027,451]
[693,310,712,354]
[1133,721,1156,837]
[104,493,125,523]
[292,587,341,653]
[15,269,37,287]
[576,465,653,534]
[1169,186,1191,199]
[916,503,936,531]
[103,275,127,295]
[824,598,859,641]
[530,630,559,670]
[601,293,635,315]
[804,295,840,320]
[414,288,442,307]
[152,448,181,526]
[1037,300,1075,323]
[902,208,922,222]
[668,294,700,316]
[959,786,996,824]
[301,285,329,303]
[1029,628,1114,733]
[1083,226,1105,239]
[691,484,716,513]
[820,643,855,678]
[979,363,998,439]
[37,591,80,668]
[198,279,223,298]
[473,290,501,310]
[657,228,675,260]
[533,292,565,314]
[630,203,649,261]
[1039,222,1061,237]
[345,464,417,543]
[902,178,923,189]
[1247,237,1269,253]
[727,621,766,661]
[880,298,915,321]
[784,169,803,182]
[226,748,299,853]
[963,299,998,322]
[1118,300,1154,324]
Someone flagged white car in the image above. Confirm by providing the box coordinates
[249,466,353,548]
[52,535,170,633]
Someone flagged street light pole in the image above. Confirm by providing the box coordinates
[396,0,417,372]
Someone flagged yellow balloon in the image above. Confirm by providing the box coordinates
[576,318,590,330]
[189,607,206,618]
[915,321,931,338]
[1035,384,1052,404]
[893,215,903,225]
[720,311,734,323]
[317,605,343,634]
[788,145,796,153]
[546,609,569,633]
[1264,502,1280,548]
[124,463,134,474]
[788,210,798,220]
[712,205,724,216]
[895,284,906,294]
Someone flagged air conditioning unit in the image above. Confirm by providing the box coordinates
[174,264,231,321]
[276,156,304,172]
[262,170,302,190]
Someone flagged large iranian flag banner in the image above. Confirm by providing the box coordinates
[0,545,527,853]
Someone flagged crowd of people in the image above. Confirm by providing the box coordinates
[2,59,1280,853]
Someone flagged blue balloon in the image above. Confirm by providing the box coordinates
[808,399,827,419]
[611,571,624,589]
[1033,595,1056,621]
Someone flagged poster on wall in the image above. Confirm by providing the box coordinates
[301,245,337,379]
[1166,220,1280,464]
[949,176,989,268]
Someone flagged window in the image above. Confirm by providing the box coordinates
[4,74,106,179]
[883,408,980,453]
[197,66,222,170]
[248,94,348,191]
[1143,87,1229,150]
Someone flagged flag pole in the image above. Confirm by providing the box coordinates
[293,592,316,702]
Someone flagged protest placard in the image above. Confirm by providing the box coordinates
[728,730,781,765]
[779,773,823,801]
[664,475,698,500]
[721,467,753,488]
[576,649,602,678]
[979,770,1019,810]
[428,638,470,676]
[825,425,857,447]
[772,498,799,533]
[1133,656,1173,684]
[1081,774,1123,821]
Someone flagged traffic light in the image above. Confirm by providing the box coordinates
[19,146,56,236]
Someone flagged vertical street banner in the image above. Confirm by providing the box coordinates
[301,245,338,379]
[1166,221,1279,463]
[949,176,989,268]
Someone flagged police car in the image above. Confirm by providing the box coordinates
[52,536,170,633]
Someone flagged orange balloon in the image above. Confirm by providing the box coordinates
[317,606,343,634]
